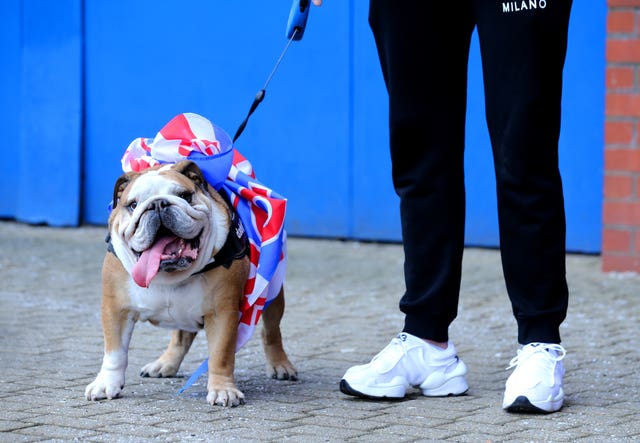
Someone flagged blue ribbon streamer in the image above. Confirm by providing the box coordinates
[178,358,209,394]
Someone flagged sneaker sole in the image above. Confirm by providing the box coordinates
[504,395,563,414]
[420,375,469,397]
[340,378,469,400]
[339,379,405,400]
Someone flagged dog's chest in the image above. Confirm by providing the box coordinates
[127,277,207,332]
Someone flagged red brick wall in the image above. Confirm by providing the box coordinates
[604,0,640,272]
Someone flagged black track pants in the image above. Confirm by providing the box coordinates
[369,0,572,344]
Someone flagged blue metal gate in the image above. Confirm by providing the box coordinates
[1,0,605,252]
[0,0,82,226]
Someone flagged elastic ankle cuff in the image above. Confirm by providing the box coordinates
[403,315,449,343]
[517,319,562,345]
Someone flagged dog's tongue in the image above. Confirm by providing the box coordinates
[132,236,177,288]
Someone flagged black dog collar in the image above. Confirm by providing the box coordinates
[196,194,250,273]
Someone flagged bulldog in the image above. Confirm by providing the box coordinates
[85,160,297,406]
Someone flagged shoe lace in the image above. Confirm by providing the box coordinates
[506,343,566,370]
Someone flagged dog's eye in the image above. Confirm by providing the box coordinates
[127,201,137,212]
[180,191,193,204]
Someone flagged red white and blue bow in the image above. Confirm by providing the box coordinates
[121,113,287,389]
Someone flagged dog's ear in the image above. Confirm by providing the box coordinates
[174,161,209,193]
[112,171,138,209]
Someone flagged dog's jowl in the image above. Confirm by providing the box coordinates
[85,161,296,407]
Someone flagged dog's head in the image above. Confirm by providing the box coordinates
[108,161,230,287]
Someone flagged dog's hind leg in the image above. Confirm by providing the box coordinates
[261,287,297,380]
[140,330,197,378]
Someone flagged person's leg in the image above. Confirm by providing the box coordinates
[339,0,474,400]
[474,0,573,413]
[475,0,571,345]
[370,0,475,344]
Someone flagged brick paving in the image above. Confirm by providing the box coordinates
[0,221,638,442]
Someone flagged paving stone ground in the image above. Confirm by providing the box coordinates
[0,221,638,442]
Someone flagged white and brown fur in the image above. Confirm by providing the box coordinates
[85,161,296,406]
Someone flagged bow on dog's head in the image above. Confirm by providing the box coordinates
[120,113,235,190]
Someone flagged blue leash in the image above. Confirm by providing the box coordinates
[232,0,311,143]
[178,0,311,395]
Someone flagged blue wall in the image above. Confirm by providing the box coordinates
[1,1,605,252]
[464,3,606,252]
[0,0,21,219]
[0,0,82,226]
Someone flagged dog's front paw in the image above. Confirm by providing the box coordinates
[85,370,125,401]
[140,359,179,378]
[206,385,245,407]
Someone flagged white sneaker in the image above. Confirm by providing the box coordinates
[502,343,566,413]
[339,333,469,399]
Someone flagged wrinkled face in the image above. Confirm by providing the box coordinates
[109,161,229,288]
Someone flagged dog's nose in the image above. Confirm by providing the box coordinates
[151,199,170,212]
